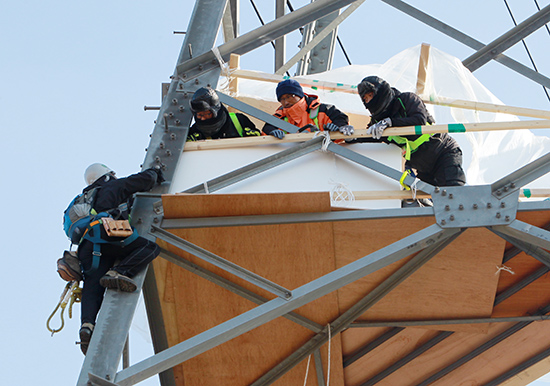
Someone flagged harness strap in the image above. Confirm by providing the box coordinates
[229,112,244,136]
[387,133,433,160]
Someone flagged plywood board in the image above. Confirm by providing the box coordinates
[334,219,505,332]
[156,192,344,386]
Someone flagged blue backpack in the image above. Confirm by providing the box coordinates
[63,187,100,245]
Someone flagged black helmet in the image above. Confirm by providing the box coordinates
[357,76,394,118]
[190,87,222,118]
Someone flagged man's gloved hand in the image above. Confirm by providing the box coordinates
[269,129,286,139]
[339,125,354,136]
[367,117,392,140]
[323,122,340,132]
[150,166,166,184]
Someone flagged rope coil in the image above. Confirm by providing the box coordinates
[46,281,82,336]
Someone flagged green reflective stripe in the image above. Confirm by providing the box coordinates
[523,189,532,198]
[415,126,422,135]
[229,112,244,136]
[448,123,466,133]
[91,209,97,215]
[310,107,320,129]
[387,133,433,160]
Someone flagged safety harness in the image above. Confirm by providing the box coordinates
[386,98,433,160]
[80,202,138,273]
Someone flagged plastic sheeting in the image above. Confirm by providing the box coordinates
[234,45,550,189]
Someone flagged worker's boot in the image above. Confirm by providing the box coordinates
[99,270,137,292]
[78,322,94,355]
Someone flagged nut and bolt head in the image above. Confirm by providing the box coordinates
[442,190,447,196]
[172,98,178,104]
[179,106,185,112]
[450,215,455,221]
[473,204,478,209]
[449,193,453,199]
[441,219,446,225]
[511,183,516,188]
[434,187,440,193]
[496,212,501,219]
[500,202,506,208]
[487,203,492,209]
[153,217,159,223]
[505,215,510,221]
[170,133,176,140]
[496,190,502,196]
[166,150,172,156]
[445,205,450,211]
[504,186,509,192]
[459,204,464,210]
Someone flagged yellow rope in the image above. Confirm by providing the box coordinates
[46,281,81,336]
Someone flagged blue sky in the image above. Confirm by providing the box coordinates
[2,1,550,385]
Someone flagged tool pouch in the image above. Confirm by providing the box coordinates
[102,218,133,238]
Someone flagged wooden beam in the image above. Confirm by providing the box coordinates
[183,120,550,151]
[230,69,550,119]
[416,43,430,95]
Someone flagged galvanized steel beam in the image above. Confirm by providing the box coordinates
[159,248,323,332]
[77,1,227,385]
[151,226,293,299]
[176,0,357,79]
[463,4,550,72]
[343,328,405,367]
[350,315,550,328]
[493,219,550,252]
[381,0,550,89]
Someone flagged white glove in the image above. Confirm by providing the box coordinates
[367,117,392,139]
[339,125,354,136]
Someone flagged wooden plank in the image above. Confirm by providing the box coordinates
[162,192,332,219]
[416,43,430,96]
[334,220,505,333]
[157,192,344,386]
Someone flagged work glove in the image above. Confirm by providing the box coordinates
[338,125,354,136]
[367,117,392,140]
[323,122,340,132]
[149,166,166,184]
[269,129,286,139]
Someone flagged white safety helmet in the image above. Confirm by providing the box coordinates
[84,163,116,185]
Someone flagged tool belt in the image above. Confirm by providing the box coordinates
[102,218,133,237]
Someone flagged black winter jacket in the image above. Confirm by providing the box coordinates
[361,89,460,174]
[83,169,158,219]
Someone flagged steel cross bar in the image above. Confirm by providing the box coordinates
[114,224,452,386]
[151,226,292,299]
[250,229,462,386]
[380,0,550,89]
[494,265,550,306]
[489,229,550,269]
[415,303,550,386]
[275,0,365,75]
[313,350,326,386]
[160,206,435,229]
[484,346,550,386]
[493,219,550,251]
[176,0,357,78]
[217,91,299,133]
[491,151,550,199]
[183,136,324,193]
[343,328,405,367]
[462,4,550,72]
[350,315,550,328]
[159,248,323,333]
[327,142,435,193]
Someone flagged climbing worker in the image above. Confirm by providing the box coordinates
[64,163,163,354]
[262,79,354,139]
[356,75,466,188]
[187,86,261,141]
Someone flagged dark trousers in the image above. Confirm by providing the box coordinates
[413,148,466,187]
[78,236,160,325]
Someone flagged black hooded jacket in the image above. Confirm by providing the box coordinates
[187,105,260,141]
[359,80,460,174]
